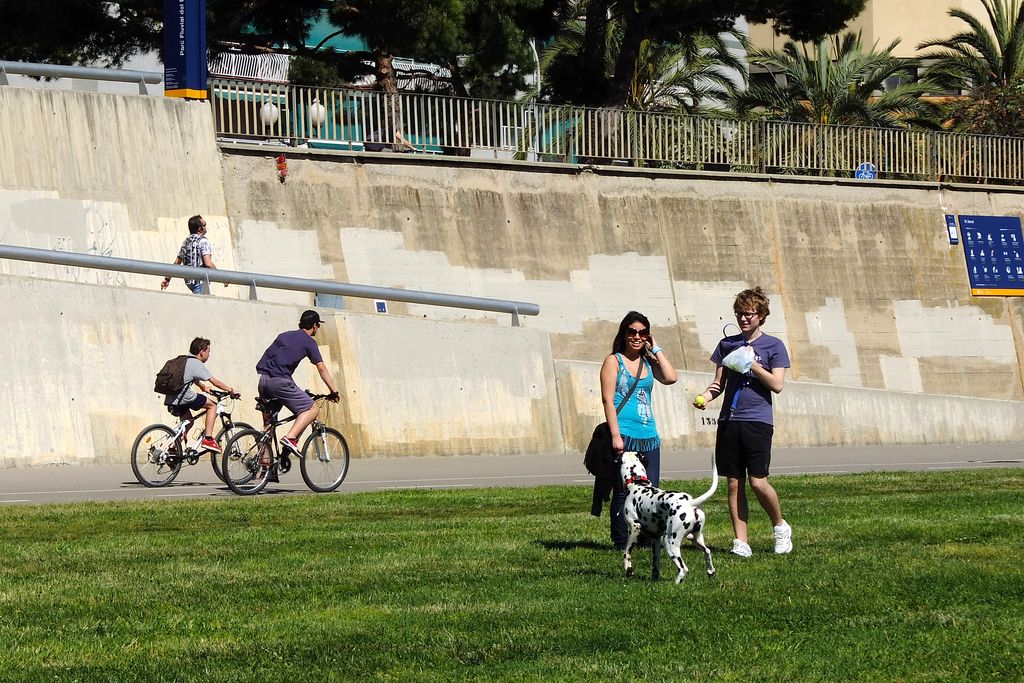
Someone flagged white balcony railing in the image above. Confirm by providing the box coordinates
[209,77,1024,184]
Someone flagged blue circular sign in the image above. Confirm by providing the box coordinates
[855,162,877,180]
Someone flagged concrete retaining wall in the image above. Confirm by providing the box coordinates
[0,275,560,467]
[557,361,1024,452]
[2,87,1024,466]
[0,87,242,295]
[220,147,1024,403]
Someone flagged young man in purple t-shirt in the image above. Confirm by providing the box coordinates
[256,309,341,455]
[694,287,793,558]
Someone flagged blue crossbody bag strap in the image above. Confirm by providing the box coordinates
[614,354,642,416]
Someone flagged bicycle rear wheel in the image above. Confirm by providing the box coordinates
[212,421,254,482]
[222,428,272,496]
[300,427,350,493]
[131,424,181,487]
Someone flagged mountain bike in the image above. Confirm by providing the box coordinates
[131,389,254,487]
[221,392,350,495]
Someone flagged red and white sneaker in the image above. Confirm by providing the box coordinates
[200,436,221,453]
[280,436,301,455]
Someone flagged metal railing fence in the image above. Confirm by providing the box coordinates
[0,61,162,95]
[0,244,539,327]
[210,77,1024,184]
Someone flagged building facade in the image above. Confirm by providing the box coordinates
[746,0,988,58]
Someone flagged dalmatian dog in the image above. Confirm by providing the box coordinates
[619,451,718,584]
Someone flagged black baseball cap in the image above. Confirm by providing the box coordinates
[299,310,323,328]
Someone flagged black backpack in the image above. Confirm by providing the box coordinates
[154,355,190,396]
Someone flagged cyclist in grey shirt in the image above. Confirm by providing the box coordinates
[166,337,240,453]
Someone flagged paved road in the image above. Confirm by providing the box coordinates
[1,443,1020,505]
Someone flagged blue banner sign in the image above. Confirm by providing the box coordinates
[163,0,207,99]
[959,215,1024,296]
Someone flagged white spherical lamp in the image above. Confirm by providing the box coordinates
[260,101,280,127]
[309,97,327,129]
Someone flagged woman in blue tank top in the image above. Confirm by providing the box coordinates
[600,311,678,549]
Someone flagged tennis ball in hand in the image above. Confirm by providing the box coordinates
[694,395,706,408]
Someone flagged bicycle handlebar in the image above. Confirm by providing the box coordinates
[210,389,241,400]
[305,390,338,401]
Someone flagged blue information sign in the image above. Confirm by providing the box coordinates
[959,215,1024,296]
[945,214,959,245]
[163,0,207,99]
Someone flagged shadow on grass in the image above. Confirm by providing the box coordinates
[536,538,727,554]
[536,539,609,551]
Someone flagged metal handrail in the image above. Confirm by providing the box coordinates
[0,61,163,95]
[0,244,539,326]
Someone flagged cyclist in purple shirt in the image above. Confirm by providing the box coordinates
[694,287,793,558]
[256,310,340,455]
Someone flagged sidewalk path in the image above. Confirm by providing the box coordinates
[1,443,1020,505]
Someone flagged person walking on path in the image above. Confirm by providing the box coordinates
[694,286,793,557]
[600,311,677,549]
[161,215,222,294]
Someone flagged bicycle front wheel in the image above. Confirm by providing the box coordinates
[221,428,271,496]
[300,427,350,493]
[131,424,181,487]
[212,421,254,482]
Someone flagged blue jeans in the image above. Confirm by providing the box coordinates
[185,280,206,294]
[610,445,661,546]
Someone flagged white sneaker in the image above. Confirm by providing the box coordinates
[730,539,752,558]
[774,521,793,554]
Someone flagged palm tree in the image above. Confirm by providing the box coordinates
[730,32,938,128]
[540,1,746,113]
[625,32,747,113]
[917,0,1024,93]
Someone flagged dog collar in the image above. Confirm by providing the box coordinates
[624,475,650,487]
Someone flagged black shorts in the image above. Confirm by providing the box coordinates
[715,420,774,479]
[167,393,208,418]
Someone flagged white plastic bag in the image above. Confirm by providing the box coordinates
[722,345,755,374]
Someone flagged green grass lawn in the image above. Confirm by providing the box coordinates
[1,469,1022,682]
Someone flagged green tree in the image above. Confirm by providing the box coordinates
[0,0,160,66]
[543,0,865,107]
[327,0,448,95]
[329,0,558,98]
[0,0,328,67]
[744,0,868,43]
[625,33,745,112]
[917,0,1024,93]
[729,32,938,128]
[918,0,1024,136]
[942,79,1024,135]
[541,1,745,112]
[0,0,555,101]
[456,0,560,100]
